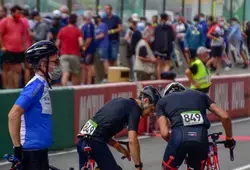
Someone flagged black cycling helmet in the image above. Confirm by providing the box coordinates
[163,82,185,96]
[25,40,58,68]
[140,85,162,105]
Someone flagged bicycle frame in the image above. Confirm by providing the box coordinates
[78,134,129,170]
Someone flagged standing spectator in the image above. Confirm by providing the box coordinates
[81,11,96,85]
[229,18,248,68]
[94,15,109,83]
[199,13,208,39]
[0,5,27,89]
[102,4,122,66]
[152,15,158,27]
[0,5,7,20]
[134,26,156,81]
[60,5,69,26]
[128,20,142,81]
[31,11,49,42]
[154,13,175,80]
[56,14,83,86]
[49,10,64,43]
[245,21,250,56]
[206,16,225,75]
[0,5,7,89]
[184,15,206,65]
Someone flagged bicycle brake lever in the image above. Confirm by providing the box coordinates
[230,149,234,161]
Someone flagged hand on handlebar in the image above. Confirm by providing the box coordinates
[116,144,131,161]
[224,138,236,150]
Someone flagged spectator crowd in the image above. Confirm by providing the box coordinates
[0,4,250,89]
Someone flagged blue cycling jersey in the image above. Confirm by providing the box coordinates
[15,74,52,150]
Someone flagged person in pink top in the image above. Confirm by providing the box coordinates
[0,5,27,89]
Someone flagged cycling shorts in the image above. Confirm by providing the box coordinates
[162,126,208,170]
[22,149,49,170]
[77,138,122,170]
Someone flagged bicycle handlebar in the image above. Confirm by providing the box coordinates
[209,140,234,161]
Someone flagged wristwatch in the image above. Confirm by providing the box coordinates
[135,162,143,168]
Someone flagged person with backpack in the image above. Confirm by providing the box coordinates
[154,13,175,80]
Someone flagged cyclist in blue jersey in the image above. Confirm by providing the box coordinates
[8,40,61,170]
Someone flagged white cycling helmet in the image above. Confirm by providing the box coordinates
[52,10,62,19]
[163,82,185,96]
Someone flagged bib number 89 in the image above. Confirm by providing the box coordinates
[181,112,204,126]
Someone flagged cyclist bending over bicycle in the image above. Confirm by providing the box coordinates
[156,82,236,170]
[77,86,161,170]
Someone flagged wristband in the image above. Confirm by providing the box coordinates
[111,29,115,34]
[226,136,233,140]
[135,162,143,168]
[113,142,120,149]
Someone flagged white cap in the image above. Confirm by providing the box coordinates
[52,10,61,18]
[131,13,140,22]
[83,10,93,20]
[197,47,211,55]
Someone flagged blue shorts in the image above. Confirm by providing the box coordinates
[162,126,208,170]
[108,40,119,61]
[97,48,108,61]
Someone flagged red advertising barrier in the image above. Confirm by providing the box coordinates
[140,74,250,134]
[73,82,143,143]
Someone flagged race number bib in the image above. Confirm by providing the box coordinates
[80,119,98,135]
[181,111,204,126]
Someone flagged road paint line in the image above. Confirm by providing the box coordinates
[233,164,250,170]
[0,117,249,166]
[0,136,150,166]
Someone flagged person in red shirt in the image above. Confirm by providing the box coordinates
[56,13,83,86]
[0,5,27,89]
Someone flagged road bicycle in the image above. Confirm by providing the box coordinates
[3,154,74,170]
[184,132,234,170]
[77,133,129,170]
[205,132,234,170]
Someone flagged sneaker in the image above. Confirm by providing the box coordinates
[241,63,248,69]
[101,78,108,83]
[224,67,231,71]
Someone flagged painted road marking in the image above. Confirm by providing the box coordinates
[233,164,250,170]
[0,117,249,166]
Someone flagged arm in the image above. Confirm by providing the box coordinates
[128,130,141,166]
[83,37,92,50]
[109,24,122,34]
[33,24,48,41]
[184,28,190,49]
[209,103,232,138]
[96,32,105,40]
[8,105,24,147]
[185,68,199,87]
[55,39,61,48]
[157,116,170,142]
[78,37,84,47]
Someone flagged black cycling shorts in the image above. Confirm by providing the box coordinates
[22,149,49,170]
[2,51,25,64]
[162,126,208,170]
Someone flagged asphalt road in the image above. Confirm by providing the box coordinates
[1,118,250,170]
